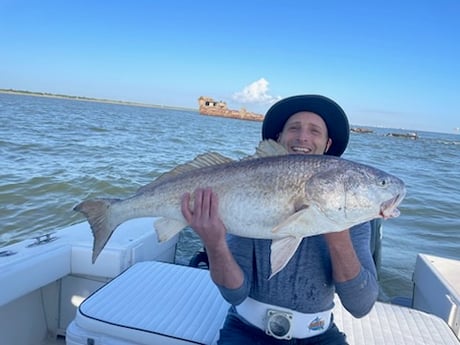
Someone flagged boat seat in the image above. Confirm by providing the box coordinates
[66,261,460,345]
[66,261,230,345]
[334,296,460,344]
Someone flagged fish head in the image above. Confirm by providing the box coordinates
[304,163,406,226]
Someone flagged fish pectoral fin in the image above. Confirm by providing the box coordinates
[269,237,303,279]
[271,208,312,236]
[272,207,338,238]
[154,217,187,242]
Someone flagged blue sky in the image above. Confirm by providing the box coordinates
[1,0,459,133]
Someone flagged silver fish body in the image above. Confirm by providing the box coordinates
[74,141,406,277]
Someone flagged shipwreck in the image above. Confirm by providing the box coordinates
[198,96,264,122]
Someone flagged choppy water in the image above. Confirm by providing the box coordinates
[1,93,459,299]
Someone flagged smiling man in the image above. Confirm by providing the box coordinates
[182,95,379,344]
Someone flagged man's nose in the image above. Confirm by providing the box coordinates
[297,130,311,141]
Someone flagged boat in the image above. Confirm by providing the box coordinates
[198,96,264,121]
[350,127,374,134]
[386,131,419,139]
[1,218,459,345]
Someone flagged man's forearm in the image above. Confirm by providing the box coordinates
[324,230,361,282]
[206,241,244,289]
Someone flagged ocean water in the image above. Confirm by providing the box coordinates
[1,93,459,300]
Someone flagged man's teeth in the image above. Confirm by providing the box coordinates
[292,147,311,153]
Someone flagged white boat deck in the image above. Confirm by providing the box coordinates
[66,261,460,345]
[3,220,457,345]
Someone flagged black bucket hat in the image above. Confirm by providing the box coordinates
[262,95,350,156]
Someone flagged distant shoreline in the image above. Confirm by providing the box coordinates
[0,89,196,112]
[2,89,457,134]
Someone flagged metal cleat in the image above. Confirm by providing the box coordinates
[27,233,58,247]
[0,250,17,257]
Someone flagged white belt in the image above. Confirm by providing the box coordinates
[236,297,332,340]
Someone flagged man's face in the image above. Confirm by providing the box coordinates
[277,111,332,155]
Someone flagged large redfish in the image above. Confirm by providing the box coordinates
[74,140,405,277]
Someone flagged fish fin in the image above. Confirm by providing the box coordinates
[154,217,188,242]
[273,206,341,239]
[73,198,121,263]
[271,208,311,235]
[269,237,303,279]
[137,152,233,193]
[250,139,289,158]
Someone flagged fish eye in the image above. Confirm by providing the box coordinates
[379,178,388,187]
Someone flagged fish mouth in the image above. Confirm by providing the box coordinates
[379,194,404,219]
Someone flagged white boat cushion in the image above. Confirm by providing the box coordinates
[72,261,460,345]
[75,261,230,345]
[334,295,460,344]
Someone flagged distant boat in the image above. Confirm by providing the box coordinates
[198,96,264,122]
[351,127,374,134]
[386,132,418,139]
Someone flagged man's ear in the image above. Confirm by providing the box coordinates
[324,138,332,153]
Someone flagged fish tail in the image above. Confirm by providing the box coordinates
[73,198,121,263]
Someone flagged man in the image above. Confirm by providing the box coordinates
[181,95,378,344]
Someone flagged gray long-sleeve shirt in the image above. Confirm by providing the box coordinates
[217,222,378,318]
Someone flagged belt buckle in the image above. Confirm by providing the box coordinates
[265,309,293,340]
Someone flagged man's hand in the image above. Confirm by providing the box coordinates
[181,187,227,248]
[181,187,244,289]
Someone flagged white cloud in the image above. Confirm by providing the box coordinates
[232,78,281,104]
